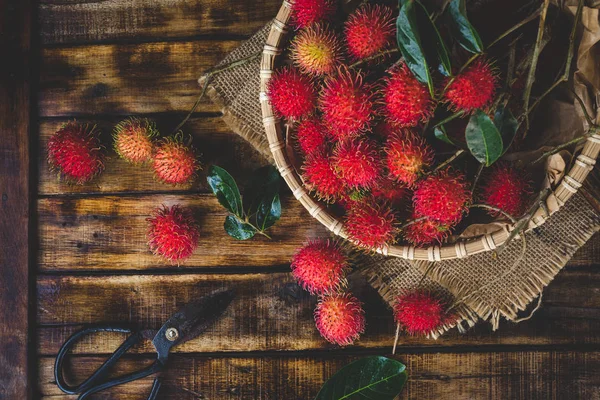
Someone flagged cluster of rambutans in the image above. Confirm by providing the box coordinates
[291,238,459,345]
[47,119,202,263]
[47,118,200,186]
[269,0,533,250]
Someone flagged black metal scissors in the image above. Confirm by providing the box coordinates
[54,289,235,399]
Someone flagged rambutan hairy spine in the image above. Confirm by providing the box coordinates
[315,292,365,346]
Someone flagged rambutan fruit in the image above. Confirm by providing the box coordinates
[385,132,434,187]
[147,205,200,263]
[267,67,317,120]
[371,177,409,209]
[291,0,336,29]
[444,58,498,112]
[113,117,157,164]
[332,139,381,189]
[47,121,104,184]
[314,292,365,346]
[291,24,342,76]
[296,117,328,156]
[303,151,346,201]
[381,63,434,128]
[152,135,200,185]
[319,67,375,140]
[372,120,400,139]
[404,215,450,246]
[345,202,397,250]
[291,239,348,295]
[413,168,471,226]
[480,163,533,218]
[393,291,453,336]
[345,4,395,60]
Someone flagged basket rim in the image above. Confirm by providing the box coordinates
[259,1,600,262]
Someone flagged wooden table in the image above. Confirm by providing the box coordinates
[1,0,600,398]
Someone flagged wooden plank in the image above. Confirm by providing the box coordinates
[0,0,31,398]
[39,40,243,117]
[36,270,600,355]
[38,194,329,270]
[38,351,600,399]
[39,0,281,45]
[36,194,600,271]
[38,117,269,195]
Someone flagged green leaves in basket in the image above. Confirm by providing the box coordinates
[397,0,452,95]
[446,0,483,54]
[207,165,281,240]
[465,109,503,166]
[314,356,408,400]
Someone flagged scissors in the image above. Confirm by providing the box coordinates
[54,289,235,399]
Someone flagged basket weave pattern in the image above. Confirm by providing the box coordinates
[260,0,600,261]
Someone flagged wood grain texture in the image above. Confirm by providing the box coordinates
[39,40,242,117]
[39,0,281,45]
[37,193,599,271]
[0,0,31,398]
[38,117,269,195]
[37,194,329,270]
[36,269,600,355]
[38,351,600,399]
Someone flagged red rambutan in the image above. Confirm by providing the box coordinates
[481,163,533,218]
[385,132,434,187]
[412,168,471,226]
[303,151,346,201]
[291,24,342,76]
[393,291,453,336]
[345,4,395,60]
[147,205,200,263]
[333,139,381,189]
[113,117,157,164]
[152,135,200,185]
[291,0,336,29]
[47,121,104,184]
[444,58,498,112]
[267,67,317,120]
[404,215,450,246]
[291,239,348,295]
[315,292,365,346]
[381,63,434,127]
[319,67,375,140]
[372,120,400,139]
[345,202,397,250]
[296,117,328,156]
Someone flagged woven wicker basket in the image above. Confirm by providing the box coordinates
[259,1,600,262]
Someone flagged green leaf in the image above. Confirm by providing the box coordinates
[397,0,434,95]
[315,356,408,400]
[434,125,456,145]
[207,165,243,217]
[446,0,483,54]
[465,110,504,166]
[224,215,256,240]
[245,166,282,231]
[493,105,518,155]
[415,1,452,76]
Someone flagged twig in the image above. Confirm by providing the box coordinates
[433,111,465,128]
[531,135,589,165]
[392,323,401,355]
[470,203,518,223]
[400,217,428,230]
[172,51,262,134]
[471,164,485,195]
[349,48,399,69]
[522,0,551,133]
[571,88,596,127]
[430,149,465,174]
[526,0,584,117]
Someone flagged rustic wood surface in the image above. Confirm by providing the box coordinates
[0,0,32,398]
[27,0,600,399]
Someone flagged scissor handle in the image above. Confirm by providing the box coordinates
[54,326,164,399]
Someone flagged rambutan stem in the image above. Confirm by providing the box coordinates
[392,323,400,355]
[349,48,399,69]
[172,51,262,134]
[471,164,485,195]
[530,135,589,165]
[429,149,465,175]
[399,217,427,230]
[470,204,517,223]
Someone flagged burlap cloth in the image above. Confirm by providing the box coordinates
[201,7,600,336]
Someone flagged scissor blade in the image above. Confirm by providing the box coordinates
[152,289,234,357]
